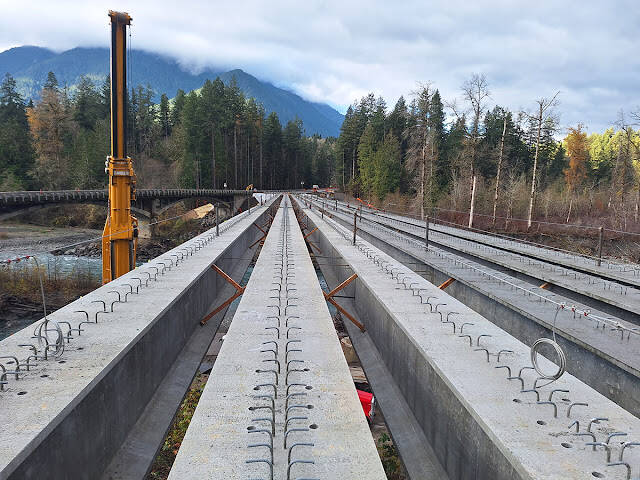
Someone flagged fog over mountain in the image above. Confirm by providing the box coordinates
[0,46,343,137]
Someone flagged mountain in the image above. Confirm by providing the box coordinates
[0,46,343,137]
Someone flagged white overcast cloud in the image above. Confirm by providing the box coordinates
[1,0,639,132]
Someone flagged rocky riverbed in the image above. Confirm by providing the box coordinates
[49,238,176,263]
[0,223,102,259]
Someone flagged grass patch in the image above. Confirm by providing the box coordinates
[147,373,208,479]
[0,261,99,305]
[377,433,404,479]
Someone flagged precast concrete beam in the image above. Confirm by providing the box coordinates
[168,195,386,480]
[0,197,279,479]
[297,197,640,480]
[306,194,640,417]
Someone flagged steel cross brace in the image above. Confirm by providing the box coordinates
[249,222,270,249]
[200,264,245,326]
[438,277,455,290]
[253,222,266,235]
[302,227,322,254]
[323,273,365,332]
[303,227,318,239]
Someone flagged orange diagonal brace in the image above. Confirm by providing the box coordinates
[303,227,318,240]
[438,277,455,290]
[323,273,364,332]
[326,296,365,332]
[308,240,322,253]
[326,273,358,298]
[200,264,245,326]
[250,233,267,249]
[253,222,266,235]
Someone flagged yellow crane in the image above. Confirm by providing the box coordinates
[102,10,137,284]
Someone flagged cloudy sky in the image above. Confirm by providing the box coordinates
[1,0,638,132]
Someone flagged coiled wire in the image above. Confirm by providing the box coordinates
[31,256,65,357]
[531,305,566,385]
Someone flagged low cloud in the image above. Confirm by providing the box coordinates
[2,0,638,132]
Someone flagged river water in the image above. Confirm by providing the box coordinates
[0,250,102,279]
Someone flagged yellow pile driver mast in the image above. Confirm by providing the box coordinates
[102,10,137,284]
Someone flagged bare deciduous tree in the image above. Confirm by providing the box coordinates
[526,92,560,229]
[405,83,433,219]
[492,116,507,225]
[461,74,490,227]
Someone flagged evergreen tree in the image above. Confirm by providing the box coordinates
[159,93,170,138]
[588,128,615,183]
[428,90,446,194]
[357,122,377,199]
[263,112,282,189]
[0,73,35,188]
[283,119,303,189]
[180,90,204,188]
[547,143,567,181]
[43,71,58,91]
[73,76,101,130]
[373,132,401,199]
[134,85,156,157]
[370,96,387,143]
[100,75,111,119]
[171,89,186,127]
[336,105,358,188]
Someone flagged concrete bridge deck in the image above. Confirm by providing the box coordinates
[315,197,640,316]
[304,194,640,417]
[2,191,640,479]
[359,207,640,321]
[296,196,640,480]
[359,202,640,287]
[0,197,278,479]
[168,195,385,479]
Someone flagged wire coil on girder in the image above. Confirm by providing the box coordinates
[531,337,566,381]
[531,305,567,384]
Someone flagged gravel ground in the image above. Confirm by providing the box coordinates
[0,223,101,258]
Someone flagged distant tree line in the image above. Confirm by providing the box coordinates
[1,69,639,228]
[337,76,640,228]
[0,71,335,191]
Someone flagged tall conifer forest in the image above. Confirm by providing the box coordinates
[1,71,639,228]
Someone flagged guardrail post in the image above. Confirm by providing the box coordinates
[596,226,604,267]
[352,211,357,245]
[216,205,220,236]
[425,216,429,250]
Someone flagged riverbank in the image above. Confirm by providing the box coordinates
[0,223,102,258]
[0,210,225,339]
[0,266,99,339]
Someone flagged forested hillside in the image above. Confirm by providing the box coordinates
[0,46,343,137]
[0,71,334,191]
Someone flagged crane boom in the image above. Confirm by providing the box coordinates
[102,10,137,284]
